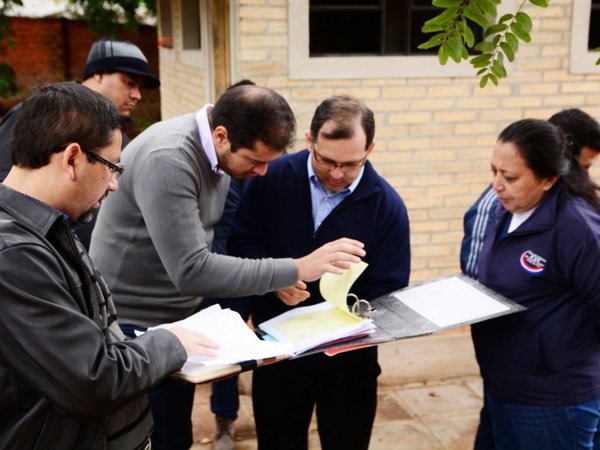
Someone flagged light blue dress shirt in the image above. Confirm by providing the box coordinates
[307,153,364,231]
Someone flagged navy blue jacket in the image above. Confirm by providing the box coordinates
[473,185,600,405]
[228,150,410,364]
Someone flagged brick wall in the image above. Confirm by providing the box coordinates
[157,0,208,119]
[160,0,600,284]
[0,17,161,123]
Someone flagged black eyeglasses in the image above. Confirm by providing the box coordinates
[82,149,124,179]
[312,145,368,172]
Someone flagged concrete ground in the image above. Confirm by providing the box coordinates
[190,331,482,450]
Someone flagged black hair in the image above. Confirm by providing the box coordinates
[210,84,295,153]
[548,108,600,158]
[310,95,375,149]
[12,82,122,169]
[498,119,600,212]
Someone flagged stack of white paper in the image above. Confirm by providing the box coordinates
[149,304,293,368]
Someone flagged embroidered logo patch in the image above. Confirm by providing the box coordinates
[520,250,546,274]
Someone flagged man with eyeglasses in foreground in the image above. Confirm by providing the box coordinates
[0,82,220,449]
[89,83,367,450]
[227,95,411,450]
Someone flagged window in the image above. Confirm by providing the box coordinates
[159,0,173,41]
[289,1,503,79]
[177,0,209,69]
[590,0,600,49]
[570,0,600,73]
[181,0,201,50]
[309,0,441,56]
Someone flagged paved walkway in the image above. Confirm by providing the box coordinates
[190,332,482,450]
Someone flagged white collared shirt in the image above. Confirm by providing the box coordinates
[195,104,224,175]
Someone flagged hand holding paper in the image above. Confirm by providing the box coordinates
[167,325,220,358]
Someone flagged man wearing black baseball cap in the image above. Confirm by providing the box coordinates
[0,38,160,248]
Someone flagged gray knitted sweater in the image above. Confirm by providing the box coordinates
[90,113,297,328]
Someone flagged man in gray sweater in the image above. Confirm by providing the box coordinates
[89,83,366,450]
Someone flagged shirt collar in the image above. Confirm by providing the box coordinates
[195,104,225,175]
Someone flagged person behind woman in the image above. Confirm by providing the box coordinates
[472,118,600,450]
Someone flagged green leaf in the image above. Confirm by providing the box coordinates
[499,13,513,24]
[515,12,533,33]
[500,42,515,62]
[474,41,495,52]
[464,3,491,28]
[511,22,532,43]
[488,73,499,86]
[477,68,488,76]
[529,0,549,7]
[480,75,489,88]
[492,59,507,78]
[438,45,450,65]
[477,0,498,18]
[483,23,508,38]
[471,53,493,68]
[422,21,448,33]
[418,33,446,50]
[445,36,464,63]
[421,9,458,33]
[463,22,475,47]
[505,33,519,52]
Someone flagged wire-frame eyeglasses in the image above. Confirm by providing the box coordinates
[312,145,368,172]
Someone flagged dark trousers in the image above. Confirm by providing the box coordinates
[148,379,195,450]
[121,323,195,450]
[252,351,380,450]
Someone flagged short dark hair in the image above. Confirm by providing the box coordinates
[12,82,122,169]
[310,95,375,149]
[548,108,600,157]
[498,118,600,212]
[210,84,295,153]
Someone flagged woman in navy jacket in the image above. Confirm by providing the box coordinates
[473,118,600,449]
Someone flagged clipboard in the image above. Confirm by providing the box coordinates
[172,273,524,383]
[300,273,525,358]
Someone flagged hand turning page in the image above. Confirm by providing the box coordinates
[258,261,375,355]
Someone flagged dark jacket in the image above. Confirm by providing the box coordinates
[0,183,186,449]
[473,185,600,405]
[228,150,411,366]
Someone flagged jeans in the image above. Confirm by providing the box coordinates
[202,297,252,420]
[485,389,600,450]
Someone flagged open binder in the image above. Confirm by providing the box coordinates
[171,271,525,383]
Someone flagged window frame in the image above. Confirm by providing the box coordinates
[179,0,209,68]
[288,1,515,80]
[570,0,600,74]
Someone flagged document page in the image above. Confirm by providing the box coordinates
[392,276,510,328]
[149,305,292,366]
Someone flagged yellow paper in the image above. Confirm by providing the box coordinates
[271,305,364,342]
[319,260,368,312]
